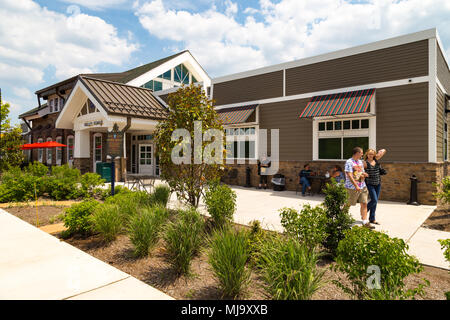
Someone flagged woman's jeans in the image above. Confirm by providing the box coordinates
[367,183,381,222]
[300,177,311,195]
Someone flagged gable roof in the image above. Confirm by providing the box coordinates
[79,76,169,120]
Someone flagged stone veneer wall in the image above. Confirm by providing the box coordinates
[73,158,91,174]
[221,160,450,205]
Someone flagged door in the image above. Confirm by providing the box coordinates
[139,144,153,174]
[93,134,103,173]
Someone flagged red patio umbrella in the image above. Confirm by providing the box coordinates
[21,141,67,150]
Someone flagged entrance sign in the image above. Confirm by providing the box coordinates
[106,123,123,158]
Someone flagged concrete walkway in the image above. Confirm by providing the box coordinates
[0,209,173,300]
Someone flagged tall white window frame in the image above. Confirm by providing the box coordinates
[56,136,62,165]
[93,133,103,170]
[67,135,74,166]
[46,137,53,164]
[37,138,43,162]
[225,125,258,160]
[313,116,376,161]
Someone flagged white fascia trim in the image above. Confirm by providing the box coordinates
[212,28,437,84]
[126,52,211,88]
[429,38,438,163]
[214,76,429,110]
[78,81,109,120]
[55,81,82,129]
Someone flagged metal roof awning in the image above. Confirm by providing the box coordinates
[299,89,375,118]
[217,104,258,125]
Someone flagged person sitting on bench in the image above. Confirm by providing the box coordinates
[299,164,313,196]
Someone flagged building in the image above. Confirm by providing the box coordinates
[20,50,210,177]
[211,28,450,205]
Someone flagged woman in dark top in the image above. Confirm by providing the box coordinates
[363,148,386,225]
[299,164,313,196]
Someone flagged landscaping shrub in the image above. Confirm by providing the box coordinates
[45,165,81,200]
[322,180,354,255]
[24,161,49,177]
[106,191,152,223]
[257,235,325,300]
[91,203,123,243]
[433,176,450,204]
[0,166,45,202]
[247,220,270,263]
[80,172,105,198]
[128,205,169,257]
[150,184,171,207]
[204,183,236,228]
[208,227,251,298]
[163,208,205,275]
[279,204,328,251]
[63,199,100,236]
[333,226,429,300]
[438,238,450,300]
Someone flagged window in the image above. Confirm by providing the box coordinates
[38,138,43,162]
[54,98,59,112]
[158,70,171,80]
[316,118,371,160]
[141,80,162,91]
[174,64,190,84]
[140,145,152,165]
[46,137,52,164]
[67,136,74,162]
[94,134,102,162]
[56,136,62,164]
[49,99,53,113]
[225,126,256,159]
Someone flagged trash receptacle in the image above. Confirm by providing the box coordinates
[96,162,112,183]
[272,173,285,191]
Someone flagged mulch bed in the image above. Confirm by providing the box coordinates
[4,205,66,227]
[422,209,450,232]
[62,232,450,300]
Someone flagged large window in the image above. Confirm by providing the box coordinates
[225,127,256,159]
[316,118,372,160]
[94,134,102,163]
[67,135,74,162]
[56,136,62,164]
[38,138,43,162]
[46,137,52,164]
[174,64,190,84]
[142,80,163,92]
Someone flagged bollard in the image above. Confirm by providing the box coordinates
[407,174,420,206]
[245,166,252,188]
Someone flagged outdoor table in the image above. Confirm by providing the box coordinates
[125,174,156,193]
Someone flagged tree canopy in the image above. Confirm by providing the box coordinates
[0,99,24,171]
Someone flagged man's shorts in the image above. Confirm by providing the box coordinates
[347,187,369,206]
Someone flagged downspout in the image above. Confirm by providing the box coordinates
[120,117,132,179]
[37,94,41,109]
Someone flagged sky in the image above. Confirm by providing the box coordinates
[1,0,450,125]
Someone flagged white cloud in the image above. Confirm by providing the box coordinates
[135,0,450,78]
[0,0,137,83]
[12,87,33,100]
[59,0,129,10]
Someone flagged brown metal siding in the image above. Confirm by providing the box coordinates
[286,40,429,96]
[437,85,446,162]
[437,46,450,93]
[213,71,283,106]
[259,98,312,161]
[376,83,428,162]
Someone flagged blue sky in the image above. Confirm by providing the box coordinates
[1,0,450,125]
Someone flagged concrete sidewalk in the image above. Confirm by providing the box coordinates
[0,209,173,300]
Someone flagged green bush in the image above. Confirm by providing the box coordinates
[91,203,123,242]
[279,204,328,251]
[0,167,45,202]
[322,180,354,255]
[45,165,81,200]
[208,227,250,298]
[247,220,270,263]
[438,239,450,300]
[24,161,49,177]
[80,173,105,198]
[163,208,205,275]
[334,226,429,300]
[106,191,152,223]
[257,236,325,300]
[204,183,236,228]
[128,205,169,257]
[63,199,100,236]
[150,184,171,207]
[433,176,450,204]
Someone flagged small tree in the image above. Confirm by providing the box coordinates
[154,84,225,207]
[438,238,450,299]
[433,176,450,204]
[334,226,429,300]
[322,180,354,255]
[0,99,24,171]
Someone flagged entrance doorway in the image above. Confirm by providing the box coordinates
[139,144,153,174]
